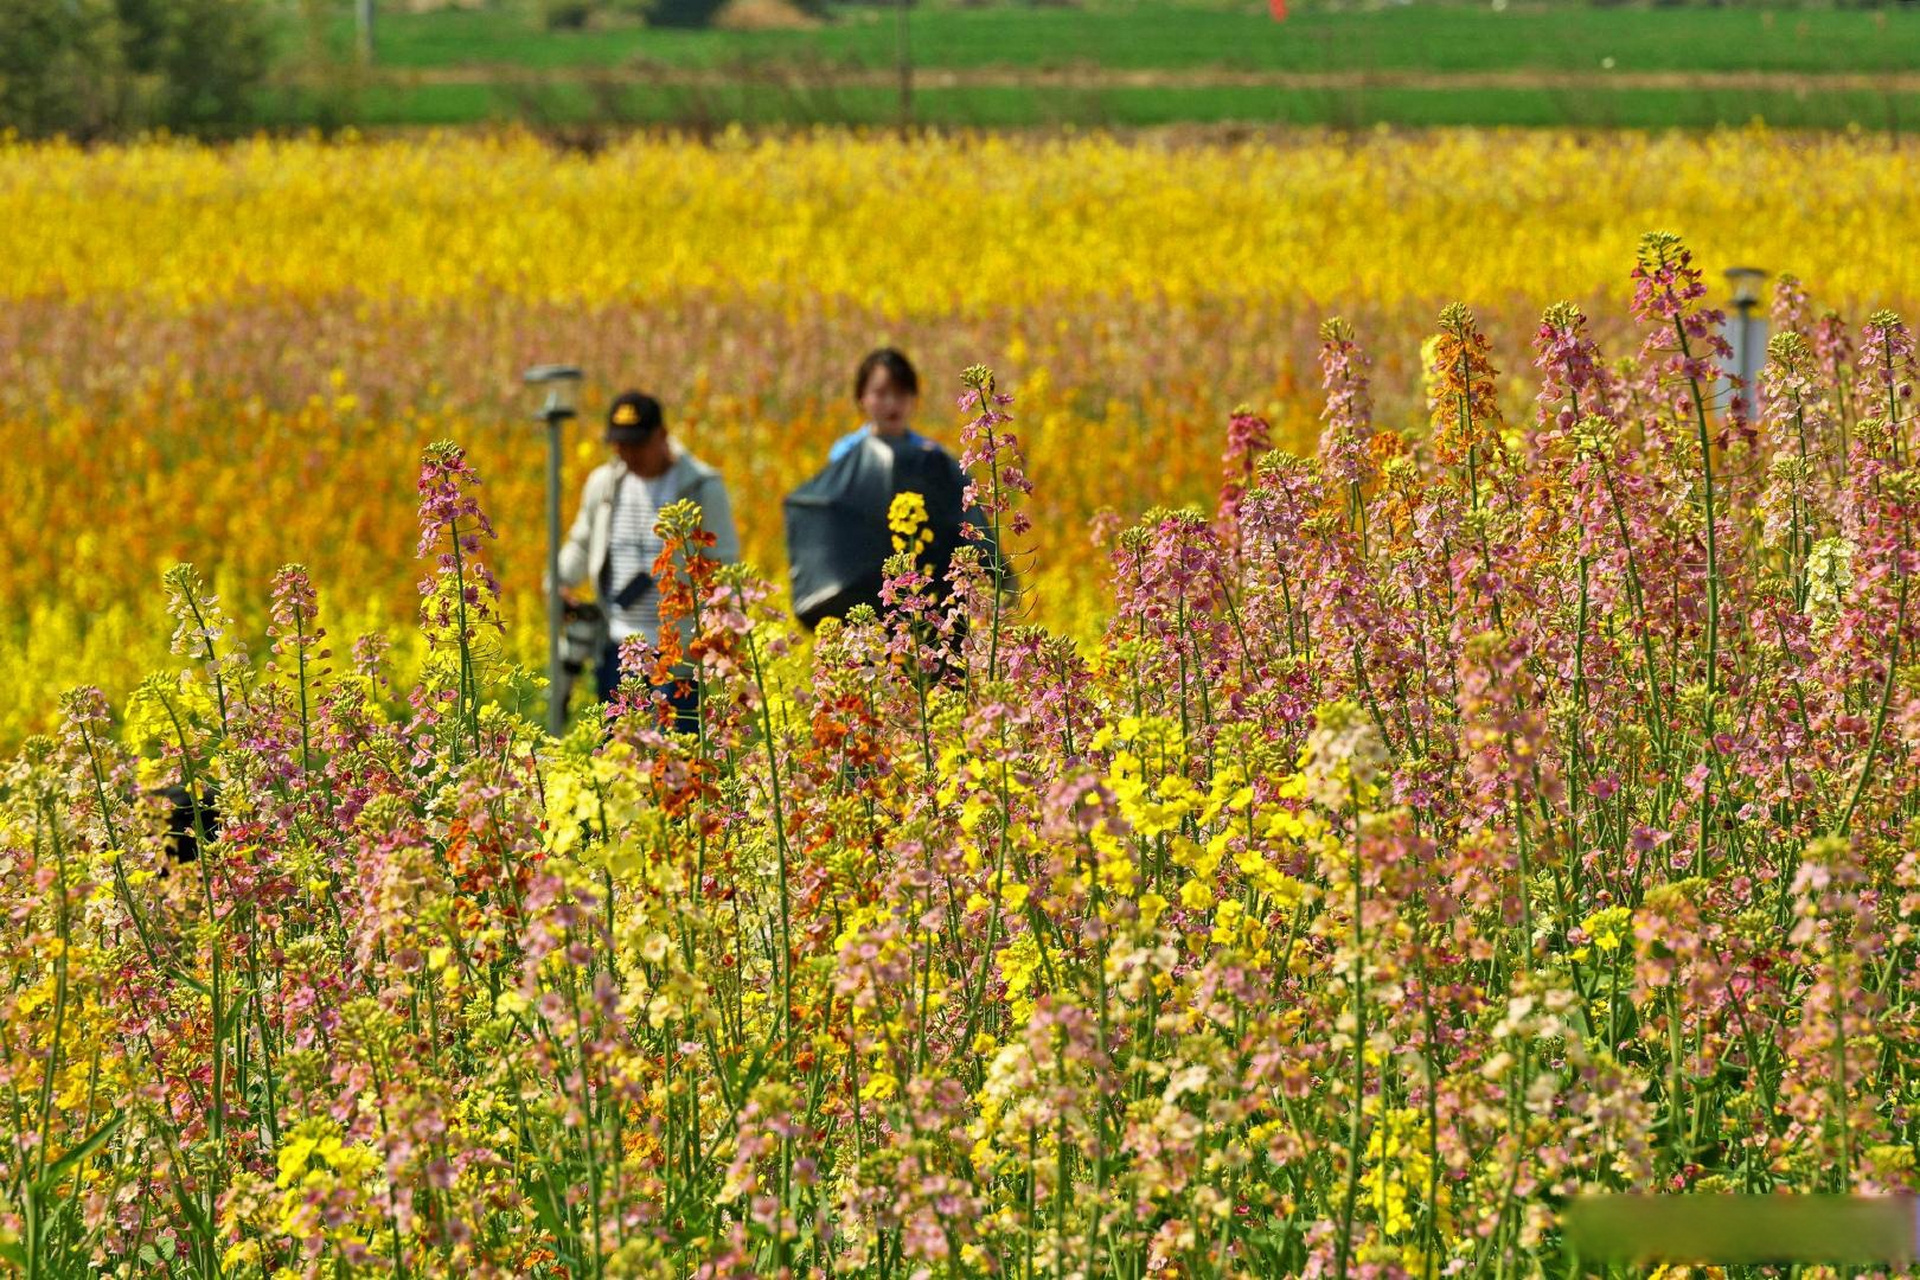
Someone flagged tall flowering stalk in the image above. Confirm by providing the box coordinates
[268,564,324,784]
[164,562,249,736]
[1431,303,1510,636]
[1857,308,1916,468]
[1317,318,1374,545]
[413,440,501,762]
[1219,405,1273,551]
[1533,302,1612,840]
[1630,232,1733,872]
[1760,330,1838,612]
[957,365,1031,687]
[1431,303,1503,510]
[1534,301,1610,433]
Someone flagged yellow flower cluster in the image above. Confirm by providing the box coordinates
[1361,1103,1436,1240]
[1573,905,1633,964]
[269,1119,388,1262]
[887,490,932,557]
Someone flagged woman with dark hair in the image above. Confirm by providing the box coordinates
[786,349,1011,629]
[828,347,928,463]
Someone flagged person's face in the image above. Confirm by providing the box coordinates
[859,367,916,435]
[614,430,671,477]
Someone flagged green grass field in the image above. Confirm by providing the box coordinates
[277,1,1920,130]
[260,79,1920,132]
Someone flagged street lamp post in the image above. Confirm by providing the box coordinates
[524,364,583,737]
[1725,265,1768,413]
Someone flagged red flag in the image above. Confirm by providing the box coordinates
[1269,0,1286,18]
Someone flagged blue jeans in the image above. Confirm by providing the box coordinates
[594,643,700,734]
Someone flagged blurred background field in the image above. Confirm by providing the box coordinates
[5,126,1920,746]
[282,1,1920,131]
[9,0,1920,746]
[12,0,1920,136]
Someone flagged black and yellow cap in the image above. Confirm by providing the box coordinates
[606,391,664,443]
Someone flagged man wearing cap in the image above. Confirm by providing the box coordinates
[555,391,740,726]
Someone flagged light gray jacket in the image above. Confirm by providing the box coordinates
[555,445,741,594]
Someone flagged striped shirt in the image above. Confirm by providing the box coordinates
[603,469,675,645]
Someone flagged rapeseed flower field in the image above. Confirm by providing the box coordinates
[4,132,1920,1276]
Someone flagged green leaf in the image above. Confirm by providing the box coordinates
[523,1177,580,1272]
[218,990,254,1037]
[34,1110,125,1195]
[170,1179,211,1241]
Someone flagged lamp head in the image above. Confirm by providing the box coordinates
[1725,266,1767,312]
[524,364,584,420]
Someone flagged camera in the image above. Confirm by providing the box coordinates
[561,599,607,676]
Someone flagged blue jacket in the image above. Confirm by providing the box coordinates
[828,423,930,464]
